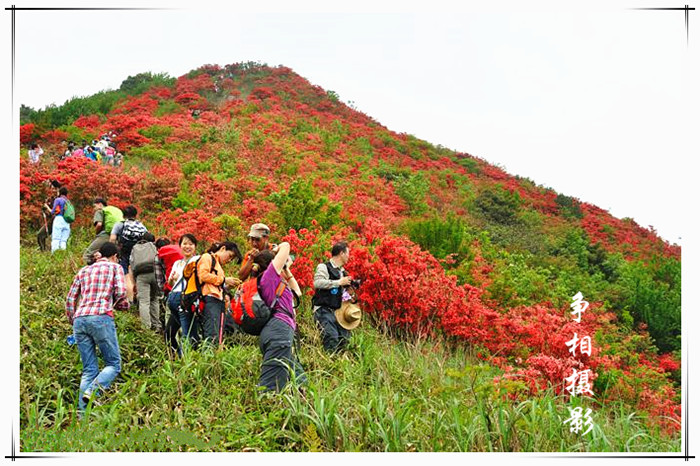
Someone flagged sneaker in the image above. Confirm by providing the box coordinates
[82,390,101,406]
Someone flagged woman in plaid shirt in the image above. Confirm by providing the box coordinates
[65,242,129,412]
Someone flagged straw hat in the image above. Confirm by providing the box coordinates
[335,302,362,330]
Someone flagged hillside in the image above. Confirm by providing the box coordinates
[18,62,681,451]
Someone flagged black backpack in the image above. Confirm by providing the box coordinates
[119,219,147,248]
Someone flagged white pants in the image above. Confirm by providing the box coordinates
[51,215,71,252]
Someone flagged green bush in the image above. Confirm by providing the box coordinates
[555,194,583,219]
[171,183,201,211]
[119,72,175,95]
[486,251,553,307]
[139,125,173,144]
[182,159,212,177]
[268,179,341,231]
[155,100,183,117]
[393,173,429,215]
[474,186,522,225]
[617,257,681,352]
[404,217,471,261]
[456,156,480,174]
[129,145,169,162]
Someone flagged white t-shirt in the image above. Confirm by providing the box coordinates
[169,255,200,293]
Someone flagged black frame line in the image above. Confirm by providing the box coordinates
[5,6,175,10]
[629,4,695,46]
[7,2,692,459]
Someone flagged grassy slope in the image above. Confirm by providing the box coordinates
[19,233,679,452]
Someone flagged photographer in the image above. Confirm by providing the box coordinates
[312,241,359,353]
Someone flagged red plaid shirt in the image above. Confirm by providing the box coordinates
[66,258,129,322]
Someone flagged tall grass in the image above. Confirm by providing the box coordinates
[19,237,680,452]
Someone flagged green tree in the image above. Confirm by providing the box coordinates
[269,179,341,230]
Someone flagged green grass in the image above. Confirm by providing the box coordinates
[19,236,680,452]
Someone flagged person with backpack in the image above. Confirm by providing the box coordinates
[129,232,161,332]
[181,241,241,348]
[154,237,184,354]
[164,234,198,350]
[51,186,74,253]
[251,242,306,392]
[83,198,123,265]
[312,242,360,353]
[65,242,129,413]
[110,205,148,275]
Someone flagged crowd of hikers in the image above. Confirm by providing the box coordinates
[40,190,362,414]
[27,132,124,166]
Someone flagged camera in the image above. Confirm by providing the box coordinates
[350,278,362,289]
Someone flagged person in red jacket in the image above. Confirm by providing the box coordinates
[154,237,184,355]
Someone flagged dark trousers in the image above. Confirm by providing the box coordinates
[37,224,51,251]
[201,296,225,347]
[165,291,182,355]
[258,317,306,392]
[314,307,350,353]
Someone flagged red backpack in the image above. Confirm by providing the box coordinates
[231,278,288,336]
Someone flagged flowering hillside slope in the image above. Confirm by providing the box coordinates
[20,62,681,438]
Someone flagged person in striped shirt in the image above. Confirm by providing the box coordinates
[65,242,129,412]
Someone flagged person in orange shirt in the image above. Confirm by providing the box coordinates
[196,241,242,347]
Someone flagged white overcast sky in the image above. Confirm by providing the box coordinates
[3,0,699,460]
[8,0,699,246]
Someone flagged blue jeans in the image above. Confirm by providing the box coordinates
[73,314,121,410]
[172,292,200,347]
[51,215,71,253]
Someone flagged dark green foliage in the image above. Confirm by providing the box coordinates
[268,179,341,231]
[617,257,681,352]
[22,91,118,128]
[404,217,471,260]
[474,186,522,225]
[555,194,584,219]
[455,156,480,174]
[20,104,36,125]
[119,72,175,95]
[551,228,621,280]
[326,90,340,102]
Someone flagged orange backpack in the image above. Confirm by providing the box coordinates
[231,278,287,336]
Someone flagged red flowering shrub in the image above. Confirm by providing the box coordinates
[20,123,38,145]
[155,208,224,245]
[39,129,69,144]
[134,159,183,211]
[73,115,101,130]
